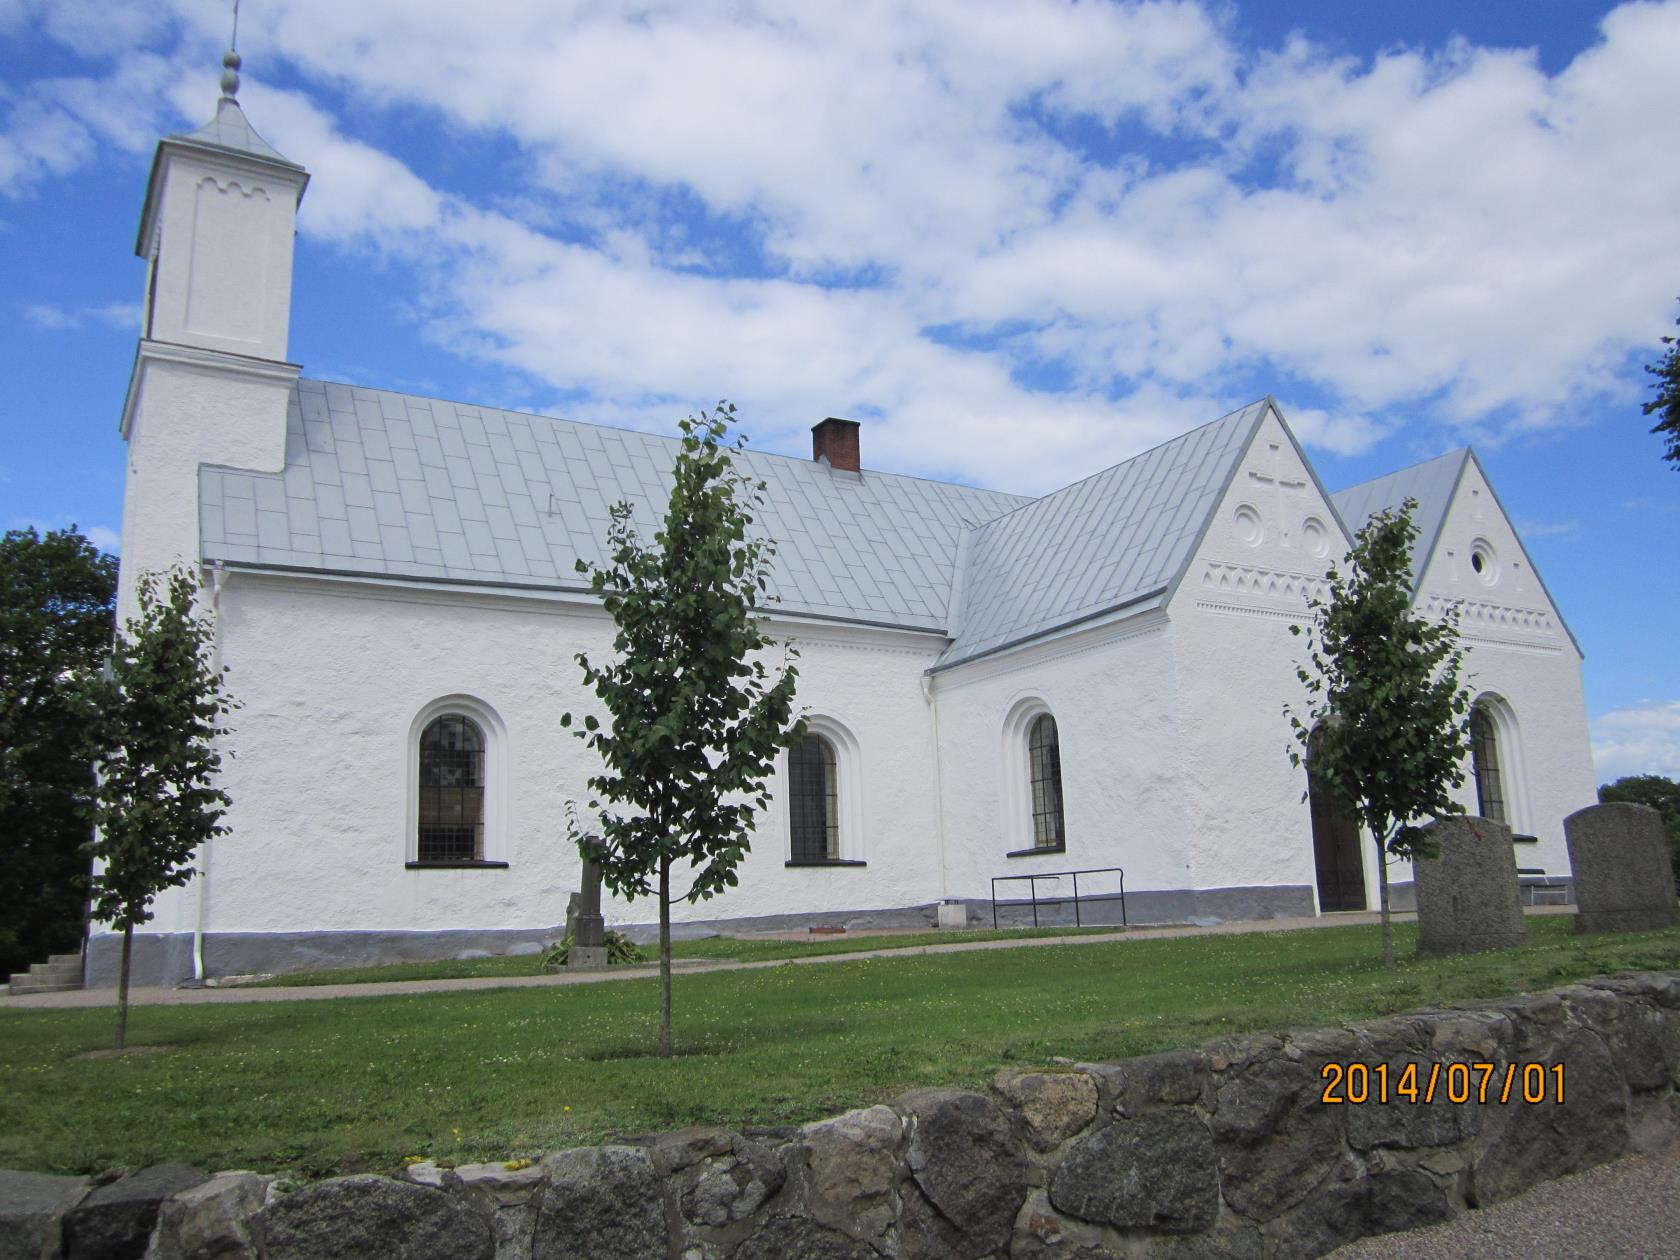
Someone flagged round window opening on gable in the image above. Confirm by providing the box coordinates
[1470,539,1497,584]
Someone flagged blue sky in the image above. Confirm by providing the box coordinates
[1,0,1677,779]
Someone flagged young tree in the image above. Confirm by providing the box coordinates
[91,566,234,1049]
[1644,301,1680,468]
[0,527,118,981]
[563,403,804,1058]
[1286,499,1473,966]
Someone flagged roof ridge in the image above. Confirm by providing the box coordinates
[957,396,1273,538]
[1332,445,1469,498]
[298,376,1031,505]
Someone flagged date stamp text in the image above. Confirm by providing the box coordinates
[1319,1061,1564,1106]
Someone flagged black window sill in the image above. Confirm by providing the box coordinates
[1006,844,1067,859]
[405,860,510,870]
[785,858,868,868]
[1511,834,1539,844]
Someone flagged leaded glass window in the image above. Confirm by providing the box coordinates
[1028,714,1065,848]
[789,733,839,861]
[1470,707,1506,825]
[419,714,485,862]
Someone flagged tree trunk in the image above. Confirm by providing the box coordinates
[658,859,673,1059]
[1376,839,1394,968]
[115,922,133,1050]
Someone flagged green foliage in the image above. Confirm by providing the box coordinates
[1287,498,1472,962]
[0,527,117,979]
[1644,301,1680,467]
[91,567,234,1044]
[90,567,234,930]
[561,402,804,1054]
[1599,774,1680,885]
[537,929,647,971]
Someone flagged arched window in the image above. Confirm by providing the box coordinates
[1470,706,1506,825]
[1028,714,1065,849]
[788,733,839,862]
[418,714,486,862]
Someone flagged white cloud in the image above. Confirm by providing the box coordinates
[6,517,120,553]
[84,524,120,552]
[24,301,140,331]
[1272,405,1385,457]
[1592,701,1680,783]
[4,1,1679,493]
[1514,519,1581,539]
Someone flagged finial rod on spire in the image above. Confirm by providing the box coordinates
[220,0,242,101]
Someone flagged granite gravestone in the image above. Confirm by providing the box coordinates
[568,860,608,969]
[1413,815,1528,956]
[1565,802,1680,933]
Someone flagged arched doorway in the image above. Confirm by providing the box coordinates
[1308,750,1366,912]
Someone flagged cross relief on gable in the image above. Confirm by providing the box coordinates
[1244,441,1315,552]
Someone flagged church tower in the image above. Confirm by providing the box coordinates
[117,48,310,619]
[134,50,309,361]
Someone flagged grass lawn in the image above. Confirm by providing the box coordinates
[247,924,1157,986]
[2,915,1676,1179]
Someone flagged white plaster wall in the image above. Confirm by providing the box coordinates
[145,148,303,363]
[1392,457,1597,890]
[1168,408,1348,903]
[930,612,1195,904]
[116,350,293,621]
[130,573,949,943]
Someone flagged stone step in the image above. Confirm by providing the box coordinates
[6,974,82,994]
[28,962,82,983]
[6,954,84,995]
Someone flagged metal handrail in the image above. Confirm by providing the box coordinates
[989,865,1126,929]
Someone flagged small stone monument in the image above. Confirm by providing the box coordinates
[1413,815,1528,956]
[1565,802,1680,933]
[567,861,608,970]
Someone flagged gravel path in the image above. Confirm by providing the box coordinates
[0,906,1578,1011]
[0,910,1394,1009]
[1330,1141,1680,1259]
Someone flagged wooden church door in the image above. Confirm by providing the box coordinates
[1308,767,1367,912]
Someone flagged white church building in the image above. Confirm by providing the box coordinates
[97,69,1599,985]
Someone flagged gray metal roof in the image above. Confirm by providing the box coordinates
[1331,449,1468,586]
[172,98,303,171]
[934,399,1271,669]
[1332,447,1582,656]
[206,386,1563,665]
[200,380,1028,632]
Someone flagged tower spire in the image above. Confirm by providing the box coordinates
[220,1,242,101]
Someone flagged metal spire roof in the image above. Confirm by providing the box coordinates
[169,47,303,171]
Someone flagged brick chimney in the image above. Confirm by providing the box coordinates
[812,417,861,472]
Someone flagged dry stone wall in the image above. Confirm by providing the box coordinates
[5,971,1679,1260]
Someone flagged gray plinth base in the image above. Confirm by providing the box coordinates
[566,946,608,970]
[1577,908,1680,934]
